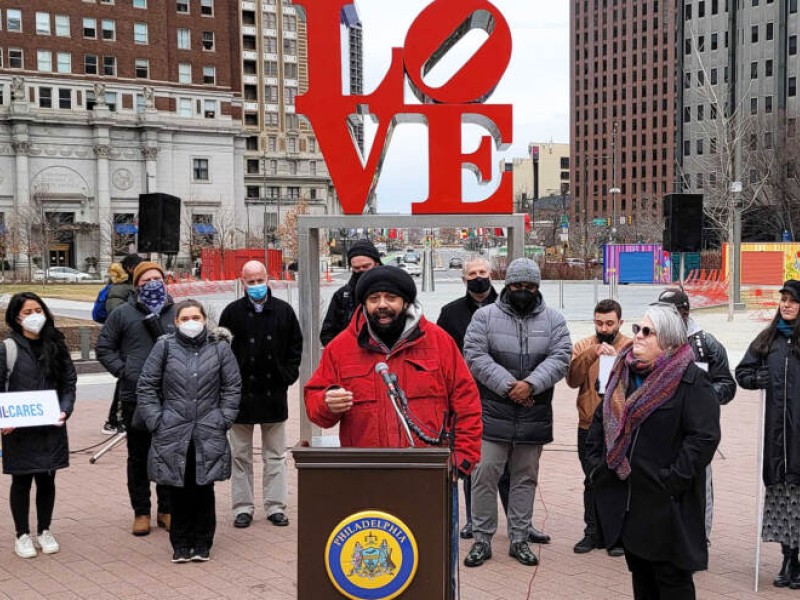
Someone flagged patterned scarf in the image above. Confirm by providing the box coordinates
[603,341,695,479]
[138,280,166,314]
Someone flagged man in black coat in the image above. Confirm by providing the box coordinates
[319,240,381,346]
[219,260,303,529]
[436,256,497,539]
[96,261,176,536]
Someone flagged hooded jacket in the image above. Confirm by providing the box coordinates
[320,274,359,346]
[1,332,77,475]
[686,317,736,405]
[218,290,302,424]
[464,290,572,444]
[105,263,135,314]
[136,327,241,487]
[304,304,483,475]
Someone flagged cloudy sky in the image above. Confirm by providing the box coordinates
[351,0,570,213]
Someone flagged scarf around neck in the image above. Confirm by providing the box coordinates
[778,318,795,338]
[603,342,695,479]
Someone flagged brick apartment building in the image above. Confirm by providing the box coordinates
[0,0,245,273]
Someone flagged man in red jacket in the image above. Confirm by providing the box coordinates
[304,265,482,476]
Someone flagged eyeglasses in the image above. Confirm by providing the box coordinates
[632,324,656,337]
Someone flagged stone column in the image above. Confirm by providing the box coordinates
[11,139,30,210]
[141,146,159,194]
[94,144,112,270]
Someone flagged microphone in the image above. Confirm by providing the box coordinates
[375,362,401,400]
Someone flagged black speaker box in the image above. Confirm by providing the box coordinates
[138,193,181,254]
[662,193,703,253]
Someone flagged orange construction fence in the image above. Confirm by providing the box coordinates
[200,248,284,281]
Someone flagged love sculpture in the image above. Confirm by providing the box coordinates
[295,0,514,215]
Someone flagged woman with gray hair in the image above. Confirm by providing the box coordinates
[586,304,721,599]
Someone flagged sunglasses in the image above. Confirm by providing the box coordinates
[632,324,656,337]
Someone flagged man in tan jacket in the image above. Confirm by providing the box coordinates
[566,299,629,556]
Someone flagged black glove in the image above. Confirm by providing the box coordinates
[755,367,770,389]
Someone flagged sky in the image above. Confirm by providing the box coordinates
[352,0,570,213]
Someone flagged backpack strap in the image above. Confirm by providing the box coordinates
[3,338,17,388]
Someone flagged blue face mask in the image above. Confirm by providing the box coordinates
[247,283,268,302]
[139,280,167,314]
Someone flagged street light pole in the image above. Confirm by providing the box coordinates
[609,122,620,243]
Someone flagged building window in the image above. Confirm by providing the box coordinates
[203,99,216,118]
[246,186,260,199]
[284,86,297,105]
[751,97,758,114]
[247,159,259,174]
[134,23,148,44]
[83,18,97,39]
[283,38,297,56]
[268,136,277,151]
[178,63,191,83]
[710,68,717,84]
[177,0,189,13]
[39,87,53,108]
[265,37,278,53]
[265,13,277,29]
[766,95,773,113]
[308,137,316,152]
[284,62,297,79]
[55,15,70,37]
[711,33,717,50]
[767,22,774,41]
[135,58,149,78]
[85,54,98,74]
[288,187,300,200]
[7,9,22,32]
[751,25,758,43]
[134,0,147,7]
[101,19,116,40]
[286,114,299,130]
[287,137,297,153]
[284,15,297,31]
[105,92,117,111]
[269,160,278,175]
[751,61,758,79]
[37,50,53,72]
[177,29,190,49]
[203,66,216,84]
[766,59,773,77]
[791,35,798,56]
[697,104,704,121]
[696,139,704,155]
[790,77,797,97]
[264,61,278,77]
[36,13,51,35]
[310,161,317,176]
[135,93,145,113]
[201,0,214,16]
[56,52,71,74]
[265,112,278,127]
[193,158,210,181]
[9,48,23,69]
[202,31,214,51]
[178,98,192,117]
[683,106,691,123]
[265,85,278,103]
[289,161,297,175]
[103,56,116,76]
[765,132,773,149]
[58,88,71,109]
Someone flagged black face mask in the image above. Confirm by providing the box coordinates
[507,289,540,314]
[351,271,364,284]
[596,330,618,345]
[467,277,492,295]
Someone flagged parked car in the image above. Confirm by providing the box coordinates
[396,262,421,277]
[448,256,464,269]
[403,249,420,264]
[34,267,93,282]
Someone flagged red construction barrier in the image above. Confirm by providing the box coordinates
[200,248,284,281]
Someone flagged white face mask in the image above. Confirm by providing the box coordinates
[21,313,47,335]
[178,320,205,338]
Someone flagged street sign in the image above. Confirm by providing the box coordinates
[592,218,606,226]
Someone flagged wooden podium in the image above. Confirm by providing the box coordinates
[293,447,453,600]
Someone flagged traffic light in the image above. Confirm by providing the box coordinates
[627,215,632,225]
[606,217,611,226]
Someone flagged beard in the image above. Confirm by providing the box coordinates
[596,329,619,345]
[367,307,406,340]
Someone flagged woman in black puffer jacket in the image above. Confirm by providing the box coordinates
[1,292,77,560]
[137,299,241,564]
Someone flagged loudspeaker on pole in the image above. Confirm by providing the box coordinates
[662,193,703,253]
[138,193,181,254]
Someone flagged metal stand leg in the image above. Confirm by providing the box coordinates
[90,431,127,464]
[754,390,766,592]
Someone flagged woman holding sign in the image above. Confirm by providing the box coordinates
[1,292,76,559]
[136,299,240,563]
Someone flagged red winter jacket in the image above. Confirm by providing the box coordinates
[304,308,482,475]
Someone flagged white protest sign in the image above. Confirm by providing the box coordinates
[0,390,61,428]
[597,355,616,395]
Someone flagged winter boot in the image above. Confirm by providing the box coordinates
[775,545,799,588]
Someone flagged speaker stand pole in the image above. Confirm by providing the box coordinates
[679,252,685,289]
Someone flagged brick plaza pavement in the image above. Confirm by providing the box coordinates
[0,379,787,599]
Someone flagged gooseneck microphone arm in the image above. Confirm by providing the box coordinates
[375,362,415,447]
[375,362,448,446]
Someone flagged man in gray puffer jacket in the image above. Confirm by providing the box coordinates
[463,258,572,568]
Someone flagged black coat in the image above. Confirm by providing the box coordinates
[320,276,358,346]
[436,287,498,353]
[586,364,720,572]
[218,292,302,424]
[687,325,736,404]
[137,328,241,487]
[95,298,177,405]
[1,333,77,475]
[736,334,800,486]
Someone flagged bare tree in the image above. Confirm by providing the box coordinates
[278,197,309,261]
